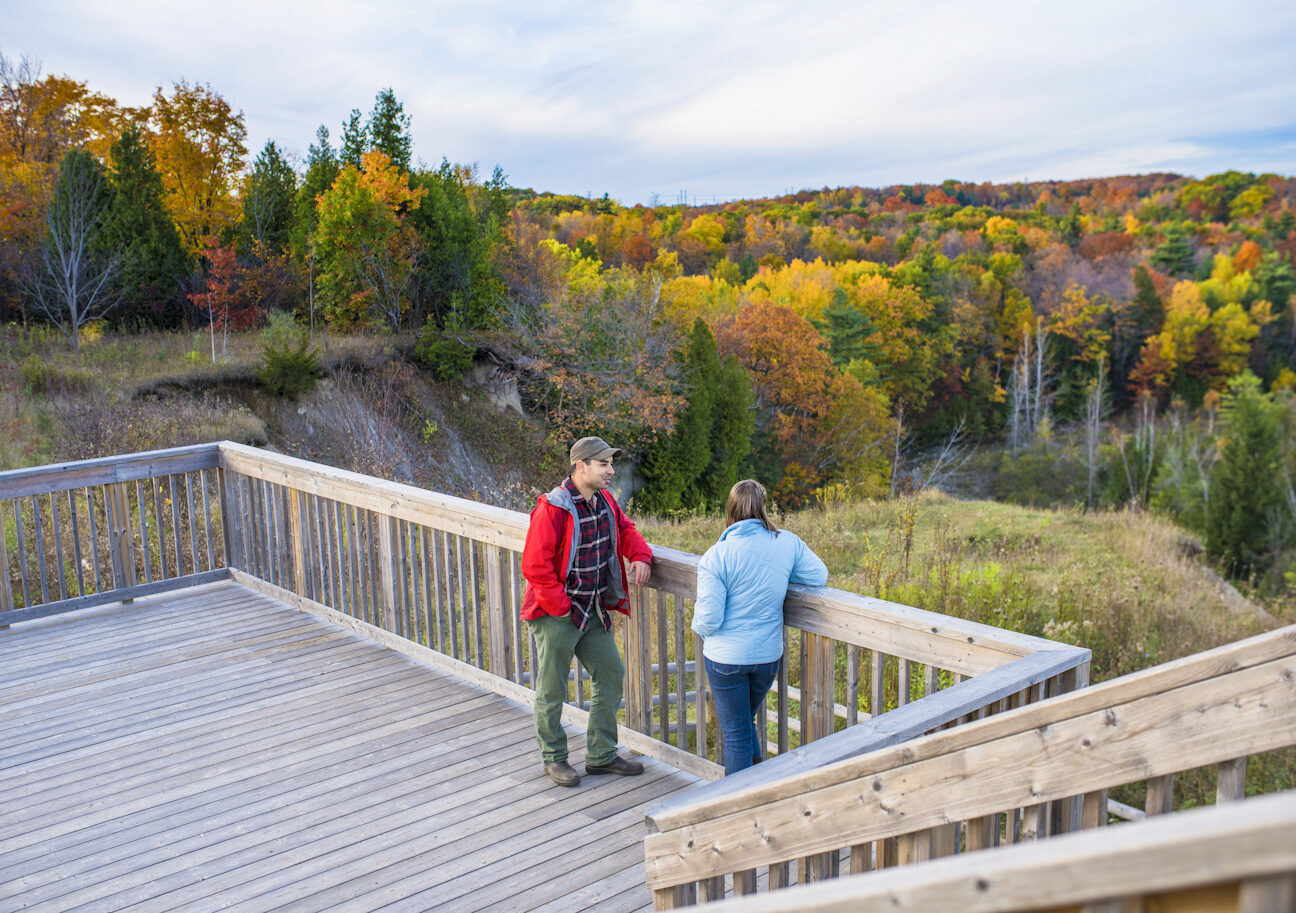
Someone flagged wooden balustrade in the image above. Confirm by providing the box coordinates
[1,441,1089,789]
[692,791,1296,913]
[642,624,1296,908]
[0,444,229,626]
[215,442,1088,781]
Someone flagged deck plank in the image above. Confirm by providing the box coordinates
[0,580,704,913]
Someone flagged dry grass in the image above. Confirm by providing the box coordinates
[638,491,1287,683]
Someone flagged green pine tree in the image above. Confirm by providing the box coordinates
[1205,372,1284,577]
[291,126,340,260]
[339,109,367,170]
[367,88,413,173]
[242,140,297,253]
[636,319,720,514]
[697,353,755,508]
[1149,226,1196,278]
[102,125,188,328]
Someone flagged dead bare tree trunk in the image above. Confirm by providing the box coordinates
[22,149,119,350]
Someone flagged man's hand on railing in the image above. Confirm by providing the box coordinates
[629,560,651,587]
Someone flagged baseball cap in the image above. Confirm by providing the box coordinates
[569,436,623,463]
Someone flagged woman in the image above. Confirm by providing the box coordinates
[691,480,828,775]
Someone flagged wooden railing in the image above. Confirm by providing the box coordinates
[642,624,1296,908]
[0,444,230,626]
[1,443,1090,787]
[687,791,1296,913]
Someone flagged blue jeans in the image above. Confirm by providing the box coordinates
[704,656,781,776]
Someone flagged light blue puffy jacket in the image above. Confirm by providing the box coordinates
[691,518,828,664]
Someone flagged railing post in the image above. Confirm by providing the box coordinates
[624,585,653,734]
[804,632,835,743]
[106,482,136,596]
[1217,757,1247,803]
[377,514,399,632]
[0,509,12,625]
[288,488,307,596]
[485,544,514,680]
[217,468,239,571]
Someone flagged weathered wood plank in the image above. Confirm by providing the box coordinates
[644,650,1296,888]
[0,443,220,500]
[686,792,1296,913]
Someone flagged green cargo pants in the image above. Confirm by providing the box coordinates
[528,612,624,766]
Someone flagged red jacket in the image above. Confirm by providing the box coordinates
[520,483,653,620]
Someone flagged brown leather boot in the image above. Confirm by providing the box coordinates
[544,760,580,787]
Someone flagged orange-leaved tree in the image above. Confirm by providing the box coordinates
[149,80,247,254]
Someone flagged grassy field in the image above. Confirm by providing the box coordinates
[639,491,1288,684]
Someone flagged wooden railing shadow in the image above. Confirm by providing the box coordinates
[1,441,1087,784]
[642,624,1296,909]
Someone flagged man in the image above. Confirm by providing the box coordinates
[520,436,653,787]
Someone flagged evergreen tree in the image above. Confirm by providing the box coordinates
[102,124,188,328]
[636,319,720,513]
[242,140,296,253]
[1131,264,1164,331]
[812,288,883,370]
[367,88,413,173]
[291,126,340,259]
[339,108,367,170]
[1149,226,1195,278]
[698,353,755,508]
[1205,372,1284,577]
[1253,251,1296,308]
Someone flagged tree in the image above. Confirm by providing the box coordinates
[636,318,721,514]
[149,80,247,253]
[241,140,296,252]
[102,124,188,328]
[339,108,366,170]
[1206,372,1283,576]
[0,53,126,166]
[698,354,755,507]
[1149,225,1195,278]
[291,125,340,259]
[312,150,426,330]
[23,148,120,349]
[409,160,507,332]
[367,88,412,172]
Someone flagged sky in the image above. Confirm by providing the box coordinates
[6,0,1296,205]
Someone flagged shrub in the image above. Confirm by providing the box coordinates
[414,319,475,381]
[259,317,322,397]
[20,357,97,394]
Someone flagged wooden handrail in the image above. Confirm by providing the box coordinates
[0,444,228,624]
[643,624,1296,900]
[0,443,220,499]
[695,791,1296,913]
[217,442,1064,667]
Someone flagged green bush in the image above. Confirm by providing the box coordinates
[259,319,322,397]
[415,320,475,381]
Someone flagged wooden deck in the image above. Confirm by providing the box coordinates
[0,580,702,913]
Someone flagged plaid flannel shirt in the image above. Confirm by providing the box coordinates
[563,476,614,632]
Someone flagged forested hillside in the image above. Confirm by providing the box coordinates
[3,53,1295,592]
